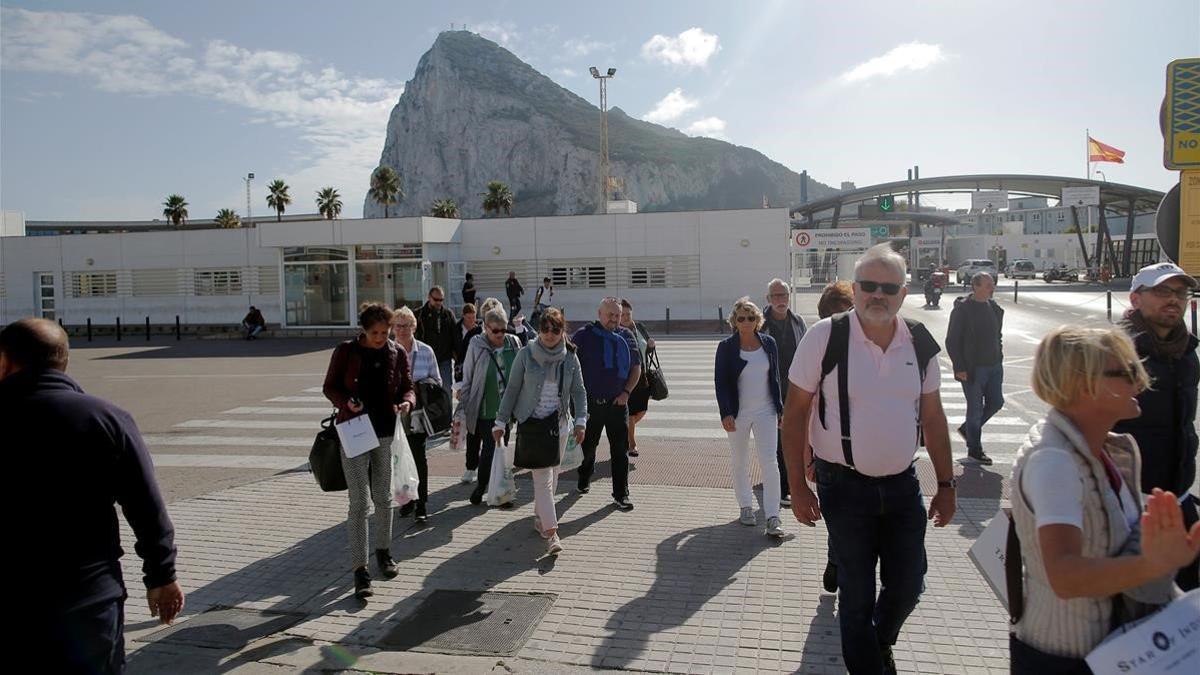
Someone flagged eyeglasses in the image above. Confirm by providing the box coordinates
[768,292,788,299]
[1102,363,1139,384]
[857,280,902,295]
[1144,285,1191,301]
[540,326,563,335]
[393,324,415,330]
[429,296,444,303]
[488,327,506,335]
[736,315,757,323]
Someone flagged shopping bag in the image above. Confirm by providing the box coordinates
[558,419,583,474]
[1086,589,1200,675]
[335,414,379,458]
[390,422,420,507]
[309,413,347,492]
[967,508,1011,609]
[486,442,517,506]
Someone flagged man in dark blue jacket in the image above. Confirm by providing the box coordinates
[945,271,1004,465]
[2,318,183,673]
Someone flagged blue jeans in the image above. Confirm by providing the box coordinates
[960,363,1004,453]
[51,598,126,674]
[815,459,927,675]
[438,360,454,398]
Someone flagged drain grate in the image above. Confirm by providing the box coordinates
[378,590,555,656]
[137,607,306,649]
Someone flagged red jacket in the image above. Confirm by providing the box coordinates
[323,338,416,423]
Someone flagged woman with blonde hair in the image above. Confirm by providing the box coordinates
[391,306,441,523]
[1009,325,1200,672]
[714,297,786,538]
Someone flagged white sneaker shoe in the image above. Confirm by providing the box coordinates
[739,507,756,526]
[547,534,563,556]
[460,469,477,484]
[766,516,786,538]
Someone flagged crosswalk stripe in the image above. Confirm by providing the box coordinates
[151,454,305,470]
[143,434,312,447]
[223,406,332,415]
[176,420,316,430]
[946,416,1027,427]
[267,396,328,403]
[302,386,324,393]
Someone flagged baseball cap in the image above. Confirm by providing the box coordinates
[1130,262,1198,292]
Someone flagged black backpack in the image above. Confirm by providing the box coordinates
[816,312,941,468]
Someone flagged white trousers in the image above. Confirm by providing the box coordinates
[726,410,781,518]
[531,467,560,535]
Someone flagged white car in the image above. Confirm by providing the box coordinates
[1006,259,1036,280]
[956,259,998,285]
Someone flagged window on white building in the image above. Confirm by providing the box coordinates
[194,269,243,295]
[71,272,118,297]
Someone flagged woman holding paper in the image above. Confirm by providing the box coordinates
[322,303,415,602]
[391,306,440,524]
[1009,326,1200,671]
[493,308,587,556]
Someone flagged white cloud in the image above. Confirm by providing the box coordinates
[553,67,579,79]
[471,20,521,49]
[0,7,404,214]
[562,37,611,57]
[685,117,727,140]
[837,42,945,85]
[641,27,720,68]
[642,88,699,124]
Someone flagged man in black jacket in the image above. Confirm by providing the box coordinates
[505,271,523,318]
[1114,262,1199,589]
[461,273,476,306]
[415,285,457,396]
[2,318,183,673]
[945,271,1004,465]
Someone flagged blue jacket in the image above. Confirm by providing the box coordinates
[714,332,783,419]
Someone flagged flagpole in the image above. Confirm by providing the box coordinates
[1086,128,1090,179]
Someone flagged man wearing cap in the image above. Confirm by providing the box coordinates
[1114,261,1199,589]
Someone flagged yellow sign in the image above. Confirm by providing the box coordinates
[1165,58,1200,169]
[1181,170,1200,275]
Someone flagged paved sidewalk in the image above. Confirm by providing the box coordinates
[122,470,1010,673]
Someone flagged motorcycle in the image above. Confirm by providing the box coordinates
[924,271,946,307]
[1043,266,1078,283]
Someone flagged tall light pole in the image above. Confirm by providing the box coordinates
[243,172,255,227]
[590,66,616,214]
[1094,169,1107,182]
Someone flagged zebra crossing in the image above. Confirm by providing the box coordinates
[143,337,1037,470]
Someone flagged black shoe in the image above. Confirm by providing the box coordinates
[577,482,590,494]
[956,424,966,442]
[612,497,634,512]
[968,449,994,466]
[353,567,373,599]
[822,562,838,593]
[374,550,398,579]
[415,502,427,522]
[880,645,897,675]
[399,502,415,517]
[469,487,484,505]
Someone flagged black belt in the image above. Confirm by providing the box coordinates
[589,396,624,406]
[814,457,914,482]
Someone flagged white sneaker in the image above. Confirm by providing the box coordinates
[547,534,563,556]
[460,469,477,484]
[739,507,756,526]
[766,516,785,538]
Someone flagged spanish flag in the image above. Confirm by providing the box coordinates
[1088,136,1126,164]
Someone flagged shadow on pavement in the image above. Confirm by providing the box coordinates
[86,338,334,359]
[799,594,841,672]
[591,521,775,670]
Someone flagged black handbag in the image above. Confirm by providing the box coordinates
[415,379,452,433]
[309,413,347,492]
[514,413,560,469]
[645,348,669,401]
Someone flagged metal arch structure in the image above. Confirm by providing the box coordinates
[789,173,1166,277]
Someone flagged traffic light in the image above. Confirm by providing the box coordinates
[879,195,895,212]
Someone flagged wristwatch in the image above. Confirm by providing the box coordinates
[937,478,957,490]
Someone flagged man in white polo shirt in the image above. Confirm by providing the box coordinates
[782,243,957,675]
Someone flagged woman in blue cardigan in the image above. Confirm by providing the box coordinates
[715,296,787,538]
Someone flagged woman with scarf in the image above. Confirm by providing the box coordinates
[493,308,587,555]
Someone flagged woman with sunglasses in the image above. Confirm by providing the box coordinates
[714,297,787,538]
[455,306,522,506]
[391,306,441,523]
[1009,326,1200,672]
[492,308,587,555]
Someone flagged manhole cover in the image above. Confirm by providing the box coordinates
[138,607,305,649]
[378,590,555,656]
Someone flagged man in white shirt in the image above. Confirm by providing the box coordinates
[781,243,956,675]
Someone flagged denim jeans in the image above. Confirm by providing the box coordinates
[578,399,630,500]
[815,459,927,675]
[961,363,1004,453]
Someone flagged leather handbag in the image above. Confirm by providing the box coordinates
[645,348,669,401]
[415,378,452,434]
[514,413,560,469]
[309,413,347,492]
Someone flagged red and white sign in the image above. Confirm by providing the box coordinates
[791,228,871,249]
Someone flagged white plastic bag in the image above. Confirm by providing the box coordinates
[487,442,517,505]
[558,419,583,474]
[390,421,420,507]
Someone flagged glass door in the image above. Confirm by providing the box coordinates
[35,272,56,320]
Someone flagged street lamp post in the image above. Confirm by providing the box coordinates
[243,172,255,227]
[589,66,616,214]
[1094,170,1107,182]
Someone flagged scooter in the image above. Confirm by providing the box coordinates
[924,271,946,307]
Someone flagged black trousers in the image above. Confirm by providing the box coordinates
[406,433,428,504]
[51,598,126,674]
[578,399,630,500]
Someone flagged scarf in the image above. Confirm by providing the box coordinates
[1121,310,1191,359]
[530,338,567,386]
[588,322,631,380]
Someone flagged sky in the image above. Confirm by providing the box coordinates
[1,0,1196,221]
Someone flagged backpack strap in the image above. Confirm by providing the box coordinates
[817,313,854,467]
[905,319,942,448]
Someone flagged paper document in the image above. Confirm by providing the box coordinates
[335,415,379,458]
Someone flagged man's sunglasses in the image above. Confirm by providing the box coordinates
[857,280,902,295]
[487,327,506,335]
[429,296,444,303]
[540,326,563,334]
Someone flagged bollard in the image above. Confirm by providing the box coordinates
[87,317,93,342]
[1013,280,1018,304]
[665,307,671,335]
[718,306,724,333]
[116,317,121,342]
[1106,289,1112,323]
[145,316,151,341]
[175,315,181,341]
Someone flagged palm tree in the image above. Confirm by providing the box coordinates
[481,181,514,217]
[266,179,291,221]
[430,198,460,219]
[213,208,241,229]
[162,194,189,226]
[369,166,402,217]
[316,187,342,220]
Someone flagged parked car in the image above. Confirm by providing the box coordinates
[1043,264,1079,283]
[956,259,998,285]
[1006,259,1036,279]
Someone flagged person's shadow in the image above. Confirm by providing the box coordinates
[798,594,841,672]
[590,521,777,670]
[954,464,1006,539]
